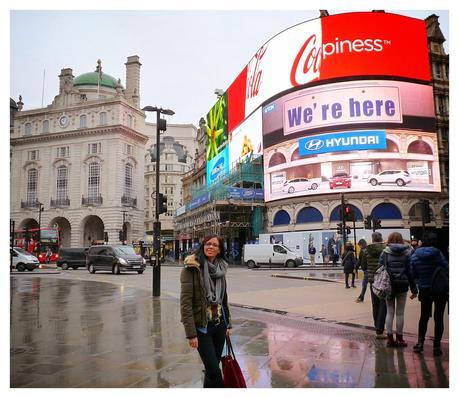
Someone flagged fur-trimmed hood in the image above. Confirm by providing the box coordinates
[184,254,200,268]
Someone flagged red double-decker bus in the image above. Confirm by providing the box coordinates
[13,227,60,263]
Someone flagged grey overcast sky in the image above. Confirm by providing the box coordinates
[10,8,449,126]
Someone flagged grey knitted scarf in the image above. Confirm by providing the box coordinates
[202,257,228,304]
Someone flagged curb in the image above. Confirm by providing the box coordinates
[270,274,343,283]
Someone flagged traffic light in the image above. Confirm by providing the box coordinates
[373,219,381,230]
[421,200,431,223]
[104,231,108,242]
[346,226,351,235]
[343,205,353,221]
[158,193,168,215]
[119,230,123,241]
[364,216,372,230]
[336,223,343,235]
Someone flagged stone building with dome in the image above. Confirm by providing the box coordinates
[10,55,148,248]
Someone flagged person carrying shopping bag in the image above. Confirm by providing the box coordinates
[180,234,232,388]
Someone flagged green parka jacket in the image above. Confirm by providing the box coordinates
[180,254,232,339]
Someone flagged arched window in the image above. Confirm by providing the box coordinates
[371,203,402,220]
[124,163,133,197]
[27,168,38,203]
[80,115,87,128]
[88,162,100,198]
[273,210,291,226]
[56,165,68,201]
[296,207,323,224]
[268,152,286,168]
[407,140,433,155]
[42,120,49,134]
[99,112,107,125]
[24,122,32,135]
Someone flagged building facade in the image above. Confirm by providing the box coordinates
[10,56,148,249]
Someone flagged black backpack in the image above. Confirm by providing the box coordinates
[431,265,448,299]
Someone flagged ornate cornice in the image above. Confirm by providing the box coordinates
[11,124,148,146]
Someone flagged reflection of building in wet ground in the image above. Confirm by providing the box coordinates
[11,277,448,388]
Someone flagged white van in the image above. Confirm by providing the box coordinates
[11,247,40,272]
[242,244,303,268]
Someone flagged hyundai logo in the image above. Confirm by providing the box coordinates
[304,139,324,151]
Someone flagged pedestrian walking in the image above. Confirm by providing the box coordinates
[411,232,449,356]
[45,247,52,264]
[355,239,368,302]
[320,244,329,265]
[342,242,357,288]
[180,234,232,388]
[381,232,418,348]
[331,243,339,266]
[308,244,316,266]
[361,232,387,338]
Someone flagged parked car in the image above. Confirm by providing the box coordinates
[11,247,40,272]
[368,170,412,187]
[57,247,88,270]
[86,244,146,274]
[282,178,319,194]
[242,244,303,268]
[329,172,352,189]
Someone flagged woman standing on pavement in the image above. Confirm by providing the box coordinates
[381,232,418,348]
[411,232,448,356]
[342,242,357,288]
[180,234,232,388]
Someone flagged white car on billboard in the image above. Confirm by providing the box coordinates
[368,170,412,187]
[282,178,319,193]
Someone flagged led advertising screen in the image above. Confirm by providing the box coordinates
[206,146,229,187]
[228,108,263,167]
[262,80,440,201]
[226,12,431,127]
[206,92,228,161]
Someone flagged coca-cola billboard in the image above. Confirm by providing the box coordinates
[226,12,431,127]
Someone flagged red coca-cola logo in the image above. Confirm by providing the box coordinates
[290,34,322,87]
[247,45,267,99]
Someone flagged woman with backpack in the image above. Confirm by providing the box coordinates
[411,232,449,356]
[380,232,418,347]
[342,242,357,289]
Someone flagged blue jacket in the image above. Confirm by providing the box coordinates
[411,247,449,289]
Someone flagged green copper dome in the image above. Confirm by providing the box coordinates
[74,72,122,89]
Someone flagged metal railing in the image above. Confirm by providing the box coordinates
[50,197,70,207]
[21,200,40,209]
[121,195,137,207]
[82,195,103,206]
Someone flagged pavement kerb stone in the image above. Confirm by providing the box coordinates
[270,274,343,284]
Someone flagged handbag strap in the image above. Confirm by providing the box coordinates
[225,335,236,359]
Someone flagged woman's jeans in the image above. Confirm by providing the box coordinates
[358,270,368,299]
[385,292,408,335]
[197,321,227,388]
[418,289,448,345]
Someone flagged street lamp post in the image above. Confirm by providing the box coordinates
[142,106,174,297]
[37,201,44,252]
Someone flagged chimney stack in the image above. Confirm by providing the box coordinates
[125,55,141,107]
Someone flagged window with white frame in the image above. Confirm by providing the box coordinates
[99,112,107,125]
[27,168,38,203]
[124,163,133,197]
[28,150,39,161]
[56,146,69,158]
[88,142,101,154]
[80,115,87,128]
[24,123,32,135]
[56,165,68,201]
[88,162,100,198]
[42,120,49,134]
[125,143,133,155]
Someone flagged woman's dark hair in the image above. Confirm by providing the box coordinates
[358,239,367,248]
[197,234,227,264]
[422,232,438,248]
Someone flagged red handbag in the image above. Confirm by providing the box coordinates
[222,336,247,388]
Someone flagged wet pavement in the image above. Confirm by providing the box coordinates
[10,276,449,388]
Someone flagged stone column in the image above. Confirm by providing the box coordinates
[125,55,142,107]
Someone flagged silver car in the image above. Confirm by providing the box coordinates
[282,178,319,193]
